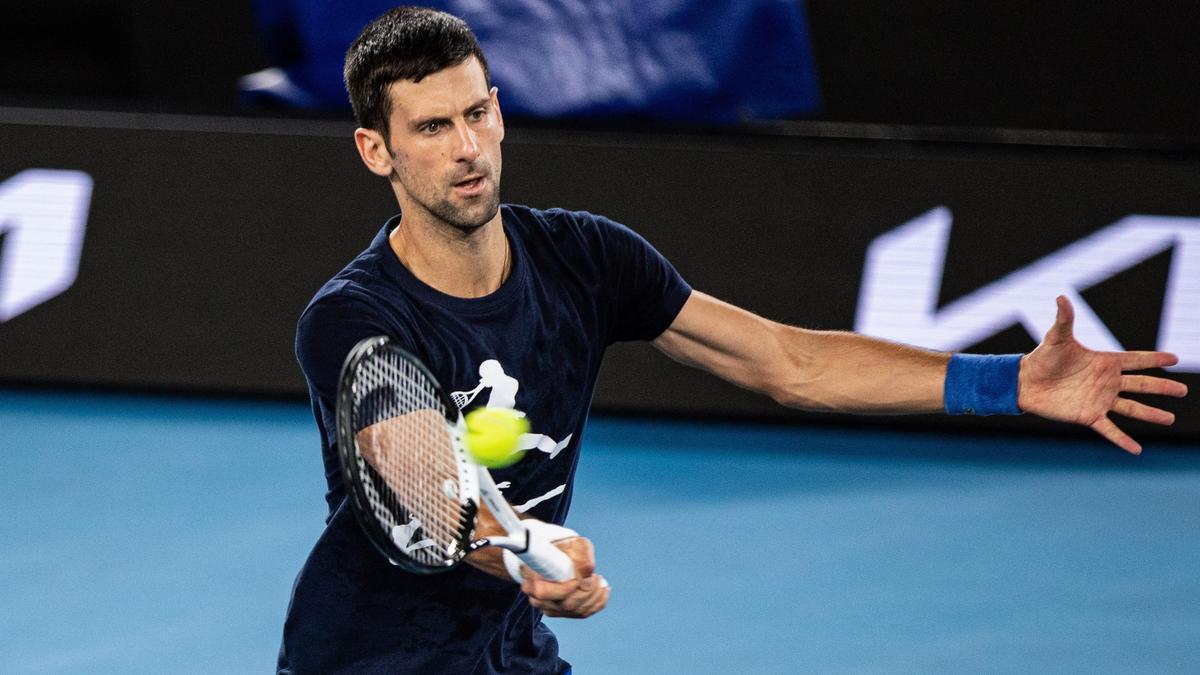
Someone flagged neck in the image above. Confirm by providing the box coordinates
[389,208,510,298]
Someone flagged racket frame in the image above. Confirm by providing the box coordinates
[337,336,475,573]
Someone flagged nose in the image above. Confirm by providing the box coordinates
[452,122,480,163]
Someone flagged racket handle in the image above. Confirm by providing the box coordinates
[518,534,576,582]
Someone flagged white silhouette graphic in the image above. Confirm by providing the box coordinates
[451,360,524,413]
[513,484,566,514]
[518,432,573,459]
[450,358,573,510]
[390,515,435,554]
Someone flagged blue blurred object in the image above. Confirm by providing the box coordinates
[242,0,821,124]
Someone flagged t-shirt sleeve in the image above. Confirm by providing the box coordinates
[593,214,692,344]
[295,290,405,449]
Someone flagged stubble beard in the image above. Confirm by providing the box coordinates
[406,160,502,235]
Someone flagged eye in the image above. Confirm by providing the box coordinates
[468,108,487,122]
[421,121,443,135]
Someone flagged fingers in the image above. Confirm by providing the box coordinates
[1122,374,1189,398]
[1112,396,1176,426]
[520,571,577,602]
[528,575,611,617]
[1119,350,1181,372]
[1092,394,1177,455]
[559,576,609,616]
[1043,295,1076,344]
[520,535,608,618]
[522,572,609,617]
[1090,416,1141,455]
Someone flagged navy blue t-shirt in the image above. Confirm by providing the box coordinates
[279,205,691,674]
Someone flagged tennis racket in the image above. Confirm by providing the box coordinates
[335,335,575,581]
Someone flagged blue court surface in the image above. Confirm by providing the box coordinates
[3,389,1199,673]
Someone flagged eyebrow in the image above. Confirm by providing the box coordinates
[409,97,492,131]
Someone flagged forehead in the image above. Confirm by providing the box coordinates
[387,57,490,121]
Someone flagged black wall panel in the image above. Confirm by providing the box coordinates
[0,112,1194,443]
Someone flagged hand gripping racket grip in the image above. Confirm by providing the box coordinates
[517,528,576,582]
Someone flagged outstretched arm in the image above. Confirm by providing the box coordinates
[653,291,1187,453]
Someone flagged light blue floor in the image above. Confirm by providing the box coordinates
[3,390,1199,673]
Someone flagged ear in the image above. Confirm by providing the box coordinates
[354,128,397,178]
[490,87,505,143]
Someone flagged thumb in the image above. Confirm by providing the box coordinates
[1045,295,1075,344]
[569,537,596,579]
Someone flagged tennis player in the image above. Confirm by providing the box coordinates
[278,7,1188,674]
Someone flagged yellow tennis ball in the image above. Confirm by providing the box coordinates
[464,407,530,468]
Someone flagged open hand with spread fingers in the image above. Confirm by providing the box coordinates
[1017,295,1189,454]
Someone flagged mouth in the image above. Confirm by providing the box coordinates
[452,175,487,196]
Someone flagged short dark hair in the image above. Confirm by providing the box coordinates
[344,6,490,136]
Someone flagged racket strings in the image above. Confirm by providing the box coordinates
[353,350,469,567]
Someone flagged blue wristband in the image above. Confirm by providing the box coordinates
[944,354,1023,415]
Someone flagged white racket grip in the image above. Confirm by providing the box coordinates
[503,520,577,583]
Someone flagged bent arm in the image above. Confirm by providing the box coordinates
[653,291,949,414]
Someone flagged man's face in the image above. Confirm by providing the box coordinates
[384,57,503,233]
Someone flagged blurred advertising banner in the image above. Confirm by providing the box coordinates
[0,110,1194,442]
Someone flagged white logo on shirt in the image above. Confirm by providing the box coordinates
[450,359,571,511]
[390,515,435,554]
